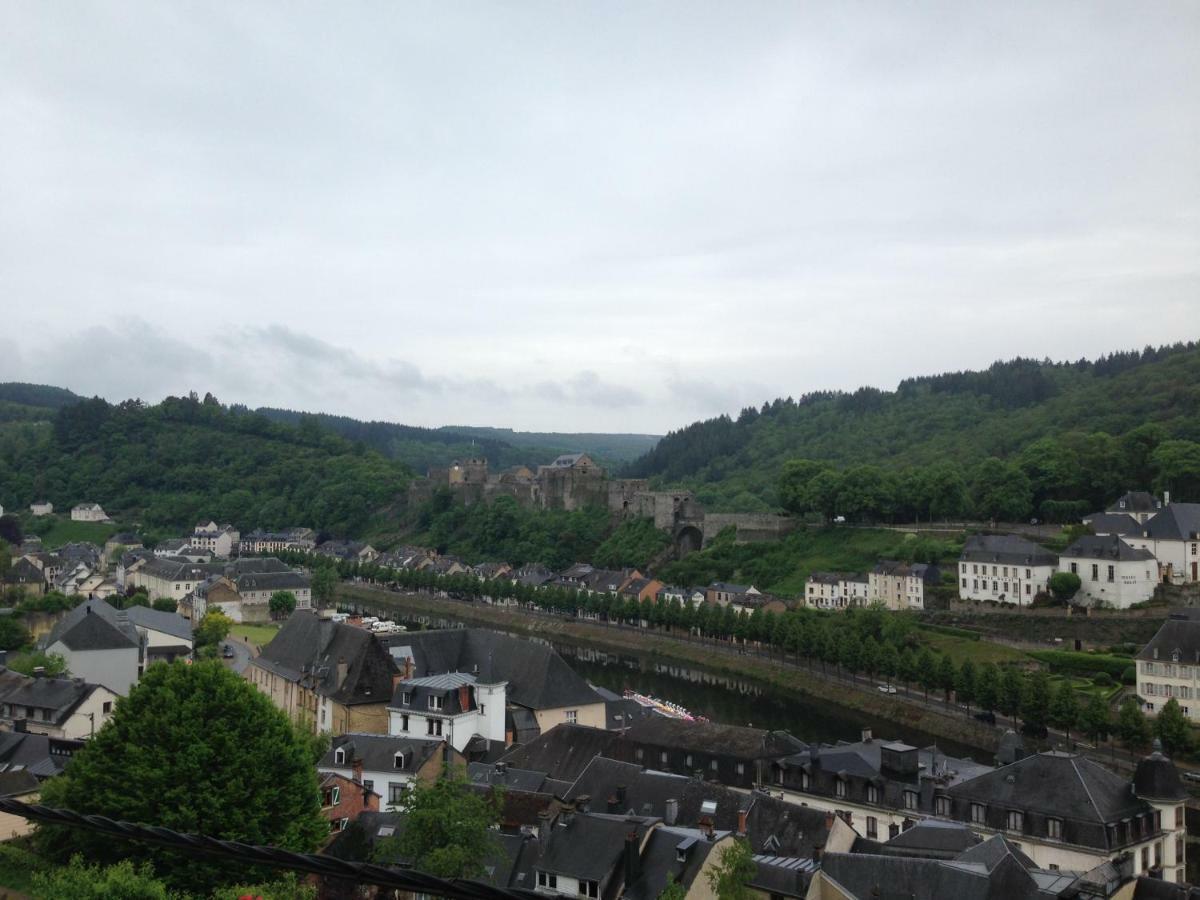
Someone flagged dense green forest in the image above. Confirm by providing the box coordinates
[0,393,411,536]
[627,343,1200,512]
[412,492,665,570]
[255,408,657,473]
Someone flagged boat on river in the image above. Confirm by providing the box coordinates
[623,689,706,722]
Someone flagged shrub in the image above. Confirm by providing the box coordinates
[1122,666,1136,685]
[1091,672,1115,687]
[1028,649,1129,680]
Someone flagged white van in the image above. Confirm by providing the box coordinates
[371,620,397,633]
[361,616,379,626]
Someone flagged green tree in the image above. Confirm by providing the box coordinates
[268,590,298,620]
[956,659,977,711]
[1154,698,1193,755]
[916,649,937,700]
[1022,671,1052,731]
[32,855,171,900]
[1152,440,1200,500]
[0,616,31,652]
[1049,571,1082,602]
[35,661,327,892]
[779,459,831,516]
[705,837,757,900]
[194,609,233,649]
[975,663,1000,713]
[935,654,957,705]
[658,875,689,900]
[377,766,502,878]
[7,650,68,676]
[1117,696,1151,749]
[1081,694,1112,743]
[999,667,1024,725]
[150,598,177,613]
[311,566,338,604]
[970,457,1033,522]
[1049,681,1080,738]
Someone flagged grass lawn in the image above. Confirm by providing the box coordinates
[1047,673,1122,702]
[28,515,119,549]
[230,622,280,647]
[917,630,1033,666]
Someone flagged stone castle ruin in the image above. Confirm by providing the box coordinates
[407,452,794,557]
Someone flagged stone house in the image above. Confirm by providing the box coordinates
[319,732,462,810]
[317,769,379,838]
[70,503,109,523]
[957,534,1058,605]
[0,672,118,740]
[29,501,53,517]
[1059,535,1157,608]
[1123,502,1200,585]
[869,561,941,610]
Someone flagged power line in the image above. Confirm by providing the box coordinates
[0,798,540,900]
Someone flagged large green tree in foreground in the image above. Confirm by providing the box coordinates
[35,660,326,892]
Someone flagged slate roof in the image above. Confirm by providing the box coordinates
[0,731,83,780]
[623,825,724,900]
[1086,513,1142,536]
[1137,613,1200,663]
[620,716,806,760]
[468,762,553,793]
[0,676,104,727]
[1109,491,1164,515]
[254,611,398,706]
[391,671,478,714]
[321,732,444,774]
[537,812,654,881]
[960,534,1058,567]
[44,599,139,652]
[1132,746,1188,802]
[123,605,193,642]
[1141,503,1200,542]
[498,724,619,782]
[878,819,982,858]
[1061,534,1155,563]
[548,453,587,468]
[945,751,1149,826]
[379,629,601,711]
[234,570,310,593]
[0,769,40,797]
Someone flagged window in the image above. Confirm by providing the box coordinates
[867,785,879,804]
[394,752,406,770]
[428,695,443,711]
[1091,564,1099,581]
[363,779,373,792]
[388,783,405,806]
[835,780,847,798]
[1025,568,1031,579]
[970,803,986,825]
[402,692,411,705]
[685,754,693,767]
[962,578,967,588]
[331,786,341,805]
[400,714,410,732]
[635,748,644,761]
[102,701,112,714]
[866,816,878,839]
[903,791,917,810]
[736,762,745,776]
[1107,565,1116,582]
[334,748,345,765]
[935,796,950,817]
[1006,810,1023,833]
[800,772,810,790]
[1176,807,1185,829]
[537,871,558,890]
[710,759,719,772]
[566,709,577,724]
[993,581,998,592]
[579,880,599,899]
[1070,562,1078,575]
[1047,818,1062,840]
[427,719,442,736]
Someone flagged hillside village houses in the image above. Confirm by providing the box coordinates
[189,521,240,558]
[1137,610,1200,722]
[868,560,940,610]
[319,733,464,810]
[69,502,110,523]
[957,534,1059,606]
[29,501,52,516]
[0,666,119,740]
[1059,535,1158,608]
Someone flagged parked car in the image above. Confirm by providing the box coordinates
[221,644,235,659]
[877,683,897,694]
[974,710,997,725]
[1020,722,1049,739]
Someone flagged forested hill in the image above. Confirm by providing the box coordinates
[254,408,658,472]
[627,343,1200,511]
[0,382,84,424]
[0,394,411,537]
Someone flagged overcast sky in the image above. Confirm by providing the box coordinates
[1,3,1197,434]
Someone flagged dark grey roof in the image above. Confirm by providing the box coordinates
[44,599,139,652]
[1061,534,1155,562]
[621,716,805,760]
[1132,746,1188,802]
[1137,614,1200,663]
[1109,491,1164,515]
[253,611,398,706]
[538,812,654,881]
[959,534,1058,567]
[955,833,1037,870]
[0,769,40,796]
[123,605,193,642]
[1142,503,1200,541]
[380,629,600,711]
[321,732,444,774]
[468,762,552,793]
[745,855,817,900]
[880,819,982,858]
[0,676,103,726]
[1086,513,1142,536]
[623,826,723,900]
[234,570,310,592]
[0,731,83,780]
[946,751,1149,825]
[499,724,619,782]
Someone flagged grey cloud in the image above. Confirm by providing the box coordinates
[534,371,644,409]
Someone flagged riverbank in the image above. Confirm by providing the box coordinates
[337,584,1003,753]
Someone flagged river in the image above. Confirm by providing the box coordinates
[383,609,993,763]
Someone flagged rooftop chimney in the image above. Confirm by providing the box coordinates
[352,756,364,785]
[861,728,873,743]
[664,798,678,826]
[737,809,748,836]
[825,811,835,832]
[616,784,627,808]
[699,816,715,840]
[537,810,552,844]
[459,684,471,712]
[576,794,591,814]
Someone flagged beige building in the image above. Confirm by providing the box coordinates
[1137,611,1200,721]
[70,502,109,522]
[869,561,940,610]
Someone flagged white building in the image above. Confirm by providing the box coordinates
[1123,502,1200,585]
[804,572,869,610]
[387,672,507,754]
[319,733,459,810]
[1059,534,1157,609]
[957,534,1058,605]
[29,501,53,517]
[190,521,240,558]
[869,561,940,610]
[1137,611,1200,721]
[70,503,109,522]
[0,673,119,740]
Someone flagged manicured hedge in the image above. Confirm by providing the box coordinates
[917,623,982,641]
[1028,649,1130,679]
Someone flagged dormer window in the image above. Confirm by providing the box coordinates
[402,692,411,706]
[394,752,406,770]
[428,695,443,711]
[334,748,345,765]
